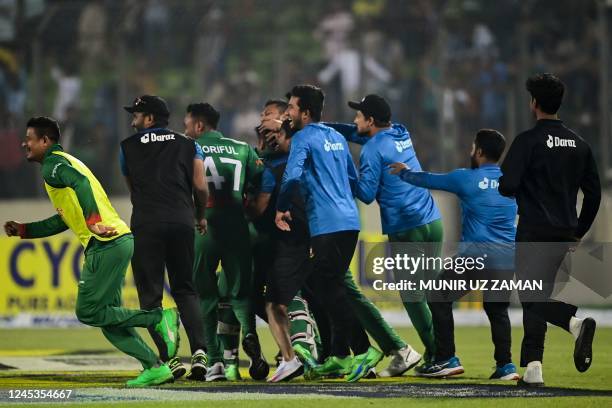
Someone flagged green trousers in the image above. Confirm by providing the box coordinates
[75,234,161,369]
[388,219,444,363]
[193,214,255,364]
[344,270,406,354]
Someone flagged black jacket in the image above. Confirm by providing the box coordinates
[121,127,197,228]
[499,119,601,239]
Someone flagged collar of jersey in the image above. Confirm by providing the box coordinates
[198,130,223,139]
[136,127,169,135]
[43,143,64,161]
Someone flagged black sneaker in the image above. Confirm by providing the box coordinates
[242,333,270,381]
[574,317,596,372]
[186,349,208,381]
[167,356,186,380]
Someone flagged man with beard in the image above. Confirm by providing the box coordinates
[120,95,209,380]
[390,129,519,380]
[275,84,361,379]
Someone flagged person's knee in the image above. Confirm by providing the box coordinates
[75,303,100,326]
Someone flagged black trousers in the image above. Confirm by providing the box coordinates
[515,224,578,366]
[428,267,513,366]
[132,222,206,359]
[309,230,359,357]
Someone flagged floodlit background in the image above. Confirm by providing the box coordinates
[0,0,611,326]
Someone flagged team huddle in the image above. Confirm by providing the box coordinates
[3,73,600,388]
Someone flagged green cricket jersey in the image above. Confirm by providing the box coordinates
[195,130,263,216]
[20,144,130,247]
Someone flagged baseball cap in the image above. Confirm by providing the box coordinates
[124,95,170,117]
[348,94,391,123]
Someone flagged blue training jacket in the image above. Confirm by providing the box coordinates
[277,123,360,237]
[327,122,441,235]
[399,164,517,268]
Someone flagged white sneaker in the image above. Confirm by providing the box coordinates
[518,361,544,387]
[267,357,303,383]
[379,345,422,377]
[205,362,226,382]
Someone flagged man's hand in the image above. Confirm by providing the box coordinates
[260,118,283,133]
[275,210,292,232]
[196,218,208,235]
[4,221,23,237]
[388,162,410,175]
[87,224,118,238]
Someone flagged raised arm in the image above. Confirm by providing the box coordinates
[323,122,370,145]
[389,163,468,196]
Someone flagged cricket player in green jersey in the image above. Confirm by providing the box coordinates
[3,117,179,387]
[184,103,269,381]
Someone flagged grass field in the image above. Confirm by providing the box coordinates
[0,326,610,407]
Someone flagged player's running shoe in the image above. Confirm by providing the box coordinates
[347,346,383,382]
[574,317,596,372]
[205,362,227,382]
[166,356,186,380]
[242,333,270,380]
[268,357,304,382]
[225,363,242,381]
[154,308,180,359]
[314,356,352,378]
[126,364,174,387]
[414,356,464,378]
[489,363,519,380]
[364,367,377,379]
[294,344,318,369]
[185,349,207,381]
[517,361,544,387]
[380,345,422,377]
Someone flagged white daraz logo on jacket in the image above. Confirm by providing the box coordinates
[395,139,413,153]
[546,134,576,148]
[324,139,344,152]
[478,177,499,190]
[140,132,175,144]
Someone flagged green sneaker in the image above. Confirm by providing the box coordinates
[314,356,352,378]
[294,344,318,369]
[225,363,242,381]
[154,308,180,359]
[347,347,383,382]
[126,365,173,388]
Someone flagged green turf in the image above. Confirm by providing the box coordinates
[1,326,610,390]
[0,397,611,408]
[0,326,610,406]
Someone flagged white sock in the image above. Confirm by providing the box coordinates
[524,361,543,383]
[526,361,542,369]
[570,316,583,340]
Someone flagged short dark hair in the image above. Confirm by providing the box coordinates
[286,84,324,122]
[265,99,288,113]
[474,129,506,162]
[26,116,61,142]
[187,103,220,129]
[526,73,565,114]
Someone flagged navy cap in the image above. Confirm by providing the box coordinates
[124,95,170,117]
[348,94,391,123]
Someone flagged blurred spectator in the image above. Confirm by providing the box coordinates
[78,0,108,70]
[0,0,16,43]
[51,62,81,123]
